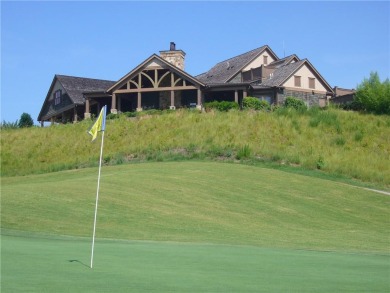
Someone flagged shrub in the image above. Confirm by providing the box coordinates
[236,144,251,160]
[316,156,325,170]
[243,97,270,111]
[340,100,364,112]
[141,109,163,116]
[124,112,137,118]
[204,101,239,112]
[106,113,119,120]
[284,97,307,111]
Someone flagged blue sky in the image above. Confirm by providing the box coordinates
[1,1,389,124]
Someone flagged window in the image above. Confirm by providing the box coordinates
[294,76,301,87]
[263,96,272,104]
[263,55,268,65]
[309,77,315,89]
[54,90,61,105]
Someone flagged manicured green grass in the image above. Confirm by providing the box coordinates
[2,232,389,292]
[2,162,389,252]
[2,162,389,291]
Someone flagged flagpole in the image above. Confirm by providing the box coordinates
[90,126,105,269]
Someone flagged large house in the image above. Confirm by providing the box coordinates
[38,43,334,125]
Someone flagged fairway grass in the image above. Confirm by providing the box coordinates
[2,161,389,252]
[1,161,390,291]
[2,232,389,292]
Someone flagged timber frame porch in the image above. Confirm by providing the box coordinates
[84,54,205,117]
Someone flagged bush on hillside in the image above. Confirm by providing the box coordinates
[204,101,239,112]
[284,97,307,111]
[243,97,270,111]
[106,113,120,120]
[123,111,137,118]
[339,100,364,111]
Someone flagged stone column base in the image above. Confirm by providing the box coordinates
[111,108,118,114]
[84,113,91,119]
[136,108,143,112]
[169,106,176,110]
[196,105,202,110]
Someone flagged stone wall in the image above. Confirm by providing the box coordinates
[277,89,326,107]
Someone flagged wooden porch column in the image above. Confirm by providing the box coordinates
[111,93,118,114]
[243,89,247,99]
[117,96,121,113]
[73,106,78,123]
[234,90,238,103]
[84,98,91,119]
[170,90,176,110]
[137,92,142,112]
[197,89,202,110]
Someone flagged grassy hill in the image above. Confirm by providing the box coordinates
[2,162,389,252]
[1,108,390,187]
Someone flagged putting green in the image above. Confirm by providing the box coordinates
[1,232,389,292]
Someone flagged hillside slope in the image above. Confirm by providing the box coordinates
[2,162,389,252]
[1,109,389,186]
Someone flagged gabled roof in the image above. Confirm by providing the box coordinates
[107,54,205,93]
[260,60,306,87]
[258,59,334,93]
[196,45,278,84]
[38,75,115,121]
[267,54,300,68]
[56,75,116,104]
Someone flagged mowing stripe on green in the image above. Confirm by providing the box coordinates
[2,233,389,293]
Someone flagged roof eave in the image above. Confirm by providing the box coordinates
[38,75,60,121]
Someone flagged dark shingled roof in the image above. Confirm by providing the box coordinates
[196,45,268,84]
[267,54,299,68]
[259,60,306,87]
[56,75,116,104]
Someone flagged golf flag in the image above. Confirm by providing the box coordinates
[88,105,107,269]
[88,106,107,141]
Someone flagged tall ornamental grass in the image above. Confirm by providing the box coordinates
[1,108,389,186]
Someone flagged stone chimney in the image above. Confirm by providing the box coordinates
[159,42,186,70]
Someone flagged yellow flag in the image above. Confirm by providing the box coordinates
[88,106,106,141]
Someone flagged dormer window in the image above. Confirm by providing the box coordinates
[54,90,62,105]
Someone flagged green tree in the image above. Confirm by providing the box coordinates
[18,113,34,128]
[355,72,390,115]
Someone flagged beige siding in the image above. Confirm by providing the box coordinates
[283,65,327,93]
[146,59,165,69]
[243,49,276,71]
